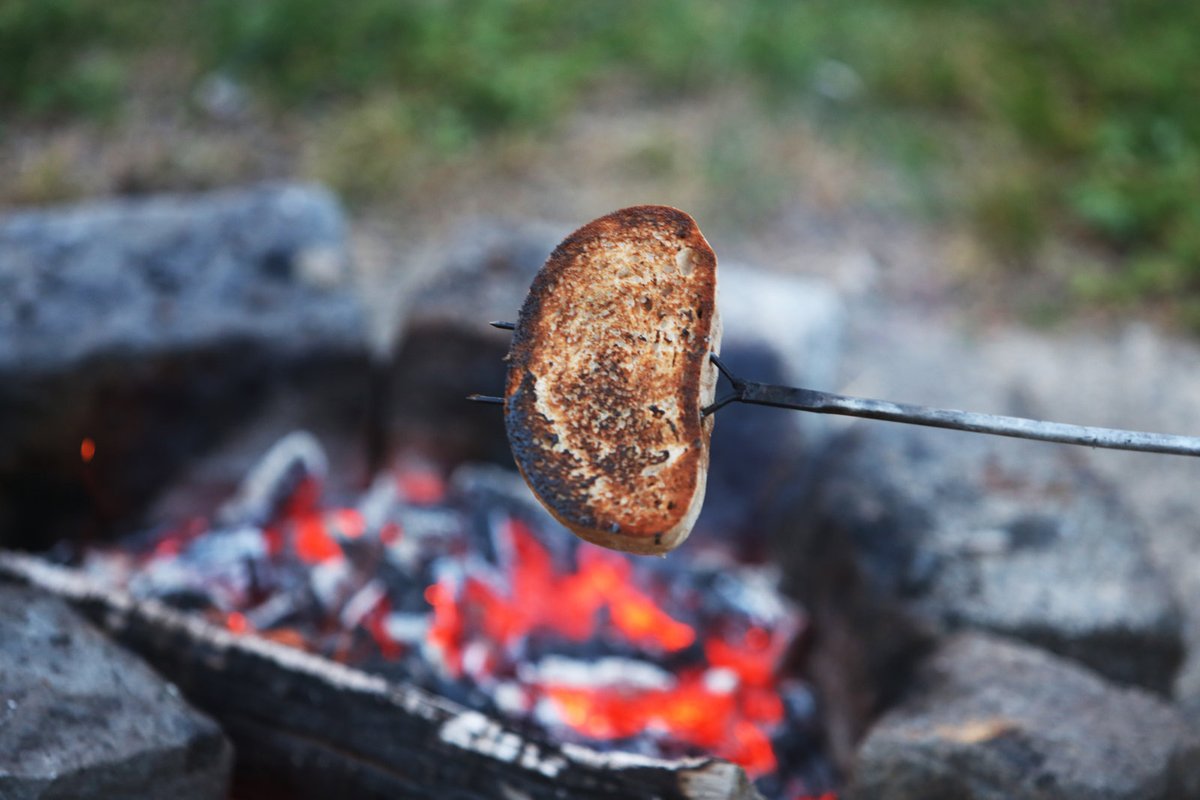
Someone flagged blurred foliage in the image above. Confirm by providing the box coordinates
[4,0,1200,313]
[0,0,141,117]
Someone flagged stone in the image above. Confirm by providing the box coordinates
[789,424,1183,691]
[387,219,565,468]
[0,184,371,547]
[846,632,1200,800]
[0,582,231,799]
[775,423,1183,768]
[839,307,1200,728]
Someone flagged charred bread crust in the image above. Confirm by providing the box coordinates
[504,205,720,555]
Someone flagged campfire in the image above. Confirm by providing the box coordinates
[7,186,1196,800]
[76,431,834,797]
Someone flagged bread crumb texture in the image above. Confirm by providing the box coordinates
[505,206,720,553]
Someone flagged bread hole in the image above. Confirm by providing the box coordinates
[676,247,695,276]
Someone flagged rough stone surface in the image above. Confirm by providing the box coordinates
[0,184,371,547]
[776,422,1183,767]
[387,220,564,468]
[0,581,231,799]
[840,309,1200,730]
[846,633,1200,800]
[792,422,1181,692]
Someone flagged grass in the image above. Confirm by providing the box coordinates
[5,0,1200,323]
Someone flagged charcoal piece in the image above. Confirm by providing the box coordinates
[0,184,371,548]
[0,552,762,800]
[846,632,1200,800]
[777,424,1184,766]
[0,582,231,800]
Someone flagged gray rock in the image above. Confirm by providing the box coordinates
[0,184,371,546]
[839,305,1200,727]
[387,220,565,468]
[846,633,1200,800]
[776,423,1183,769]
[0,582,231,799]
[791,424,1183,692]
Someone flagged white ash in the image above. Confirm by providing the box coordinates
[382,612,428,645]
[520,655,675,691]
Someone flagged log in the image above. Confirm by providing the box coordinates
[0,551,761,800]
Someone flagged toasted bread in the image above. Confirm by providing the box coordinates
[504,206,721,555]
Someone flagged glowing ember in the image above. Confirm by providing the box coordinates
[79,435,832,796]
[225,611,251,635]
[80,437,96,463]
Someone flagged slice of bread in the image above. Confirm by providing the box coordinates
[504,206,721,555]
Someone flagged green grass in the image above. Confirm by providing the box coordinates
[5,0,1200,321]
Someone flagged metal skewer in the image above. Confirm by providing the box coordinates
[469,325,1200,458]
[704,354,1200,457]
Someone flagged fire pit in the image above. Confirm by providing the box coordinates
[6,186,1197,800]
[63,431,832,797]
[0,186,846,800]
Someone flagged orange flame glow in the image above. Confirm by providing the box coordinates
[120,460,809,786]
[541,670,778,776]
[422,516,793,777]
[424,519,697,670]
[294,513,342,562]
[225,611,251,635]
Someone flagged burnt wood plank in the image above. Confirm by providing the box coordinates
[0,551,761,800]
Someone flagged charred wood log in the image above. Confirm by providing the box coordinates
[0,551,761,800]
